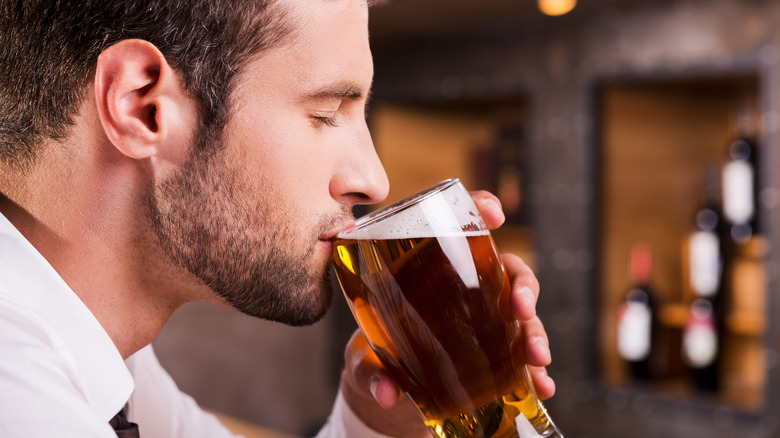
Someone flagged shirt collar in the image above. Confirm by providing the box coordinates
[0,212,134,422]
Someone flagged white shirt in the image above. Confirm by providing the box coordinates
[0,212,391,438]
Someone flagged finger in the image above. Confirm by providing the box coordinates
[340,332,429,436]
[343,330,402,409]
[370,374,402,410]
[501,253,540,321]
[510,315,551,369]
[522,316,552,366]
[470,190,505,229]
[528,365,556,400]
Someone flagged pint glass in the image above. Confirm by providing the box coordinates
[332,178,563,438]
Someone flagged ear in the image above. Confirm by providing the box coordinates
[94,39,196,164]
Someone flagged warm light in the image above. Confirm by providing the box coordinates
[336,245,356,274]
[538,0,577,16]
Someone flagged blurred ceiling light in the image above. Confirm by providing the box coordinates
[538,0,577,16]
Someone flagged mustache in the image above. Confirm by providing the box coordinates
[315,204,355,239]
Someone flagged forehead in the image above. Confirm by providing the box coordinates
[250,0,373,93]
[292,2,370,66]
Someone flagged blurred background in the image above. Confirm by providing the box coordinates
[153,0,780,437]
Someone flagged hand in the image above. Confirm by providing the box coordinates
[341,332,431,437]
[471,190,556,400]
[339,190,554,436]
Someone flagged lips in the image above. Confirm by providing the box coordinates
[319,221,356,242]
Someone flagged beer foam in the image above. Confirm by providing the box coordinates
[340,183,489,240]
[342,215,489,240]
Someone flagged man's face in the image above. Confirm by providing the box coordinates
[148,0,388,325]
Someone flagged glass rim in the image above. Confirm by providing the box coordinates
[339,178,461,237]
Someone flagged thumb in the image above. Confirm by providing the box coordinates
[342,330,401,409]
[340,330,430,436]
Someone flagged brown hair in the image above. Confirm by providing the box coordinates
[0,0,293,168]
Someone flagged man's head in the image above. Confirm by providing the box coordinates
[0,0,291,168]
[0,0,389,326]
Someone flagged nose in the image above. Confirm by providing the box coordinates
[330,124,389,206]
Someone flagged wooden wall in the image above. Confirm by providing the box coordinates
[599,78,766,410]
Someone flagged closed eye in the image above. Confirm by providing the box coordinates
[305,80,371,127]
[311,114,339,127]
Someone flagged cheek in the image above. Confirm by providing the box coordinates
[225,108,341,207]
[251,140,338,218]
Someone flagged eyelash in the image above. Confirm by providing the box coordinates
[310,97,370,128]
[311,115,339,128]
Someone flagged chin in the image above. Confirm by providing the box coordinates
[295,272,336,326]
[273,285,335,327]
[231,267,336,327]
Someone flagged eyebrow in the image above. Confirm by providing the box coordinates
[306,80,371,102]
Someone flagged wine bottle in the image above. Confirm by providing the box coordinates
[722,92,760,244]
[682,167,724,391]
[617,244,655,380]
[687,167,723,300]
[722,137,758,243]
[682,298,720,391]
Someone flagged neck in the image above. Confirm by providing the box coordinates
[0,140,215,360]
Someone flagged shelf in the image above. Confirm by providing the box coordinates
[658,303,765,336]
[597,73,767,410]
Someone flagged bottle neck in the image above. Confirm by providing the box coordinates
[630,244,653,286]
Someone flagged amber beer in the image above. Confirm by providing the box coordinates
[331,178,561,438]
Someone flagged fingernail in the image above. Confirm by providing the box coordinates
[369,375,381,400]
[518,286,536,316]
[483,197,501,210]
[533,336,551,363]
[485,198,506,220]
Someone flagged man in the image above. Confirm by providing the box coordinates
[0,0,555,437]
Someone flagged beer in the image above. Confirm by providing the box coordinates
[333,232,555,438]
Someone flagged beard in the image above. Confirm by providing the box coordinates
[145,124,349,326]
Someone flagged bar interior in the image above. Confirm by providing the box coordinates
[153,1,780,437]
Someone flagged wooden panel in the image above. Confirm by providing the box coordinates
[598,77,767,410]
[600,83,734,384]
[371,103,494,203]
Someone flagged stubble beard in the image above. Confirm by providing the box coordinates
[145,126,346,326]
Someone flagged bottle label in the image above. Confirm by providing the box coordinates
[617,300,652,361]
[722,160,755,224]
[688,231,721,297]
[683,316,718,368]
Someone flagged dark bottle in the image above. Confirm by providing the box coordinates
[721,97,760,244]
[682,298,720,391]
[687,167,724,300]
[682,168,724,391]
[617,244,655,380]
